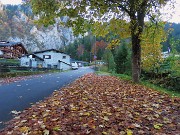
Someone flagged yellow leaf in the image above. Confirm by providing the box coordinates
[71,107,77,111]
[82,97,88,100]
[53,126,61,131]
[163,117,172,124]
[99,125,104,128]
[126,129,133,135]
[21,120,27,123]
[43,129,50,135]
[154,124,163,129]
[102,131,108,135]
[43,112,49,117]
[102,111,112,116]
[103,116,109,121]
[19,126,29,133]
[80,112,91,116]
[40,124,46,129]
[133,123,141,128]
[43,118,47,122]
[154,114,159,118]
[83,124,88,127]
[52,118,59,121]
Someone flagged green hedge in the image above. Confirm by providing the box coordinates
[141,71,180,92]
[0,59,20,66]
[148,76,180,92]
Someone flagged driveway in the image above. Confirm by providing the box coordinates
[0,67,94,130]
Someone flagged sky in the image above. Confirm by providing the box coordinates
[0,0,180,23]
[0,0,22,5]
[160,0,180,23]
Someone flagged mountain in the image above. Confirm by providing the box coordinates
[0,3,75,52]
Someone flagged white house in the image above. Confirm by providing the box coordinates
[21,49,71,70]
[162,51,170,59]
[20,54,44,68]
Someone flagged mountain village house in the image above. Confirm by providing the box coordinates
[0,41,28,59]
[20,49,71,70]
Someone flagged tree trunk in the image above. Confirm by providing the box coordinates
[132,33,141,83]
[130,14,144,83]
[128,1,147,83]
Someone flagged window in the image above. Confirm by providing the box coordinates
[43,55,51,59]
[62,56,66,59]
[47,64,51,68]
[54,65,58,68]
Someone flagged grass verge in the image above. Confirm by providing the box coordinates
[97,71,180,97]
[140,80,180,97]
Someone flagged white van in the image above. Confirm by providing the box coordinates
[71,62,78,70]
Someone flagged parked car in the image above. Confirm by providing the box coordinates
[71,62,78,70]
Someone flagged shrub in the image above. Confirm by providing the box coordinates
[114,41,131,75]
[103,49,115,72]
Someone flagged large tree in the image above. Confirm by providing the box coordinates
[28,0,172,82]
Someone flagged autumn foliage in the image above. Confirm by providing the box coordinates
[141,22,167,72]
[91,40,107,55]
[0,74,179,135]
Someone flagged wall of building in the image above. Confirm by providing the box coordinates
[20,50,71,69]
[35,51,70,69]
[0,50,3,55]
[59,62,71,71]
[20,56,30,67]
[20,55,43,68]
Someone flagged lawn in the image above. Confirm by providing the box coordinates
[0,74,179,135]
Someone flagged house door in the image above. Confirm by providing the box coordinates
[29,59,32,67]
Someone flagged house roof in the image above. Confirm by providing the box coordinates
[0,41,28,54]
[22,54,44,61]
[33,49,68,55]
[32,54,44,61]
[58,60,71,66]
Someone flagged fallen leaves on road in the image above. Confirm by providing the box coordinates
[0,75,41,85]
[0,73,179,135]
[11,110,21,115]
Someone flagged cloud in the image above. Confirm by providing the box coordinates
[160,0,180,23]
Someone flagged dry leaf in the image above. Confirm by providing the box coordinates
[43,129,49,135]
[126,129,133,135]
[0,74,179,135]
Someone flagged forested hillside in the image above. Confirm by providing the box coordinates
[163,23,180,53]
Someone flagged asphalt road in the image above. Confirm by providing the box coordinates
[0,67,94,130]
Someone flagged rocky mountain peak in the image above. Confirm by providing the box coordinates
[0,4,75,52]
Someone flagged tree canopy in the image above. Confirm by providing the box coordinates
[28,0,172,82]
